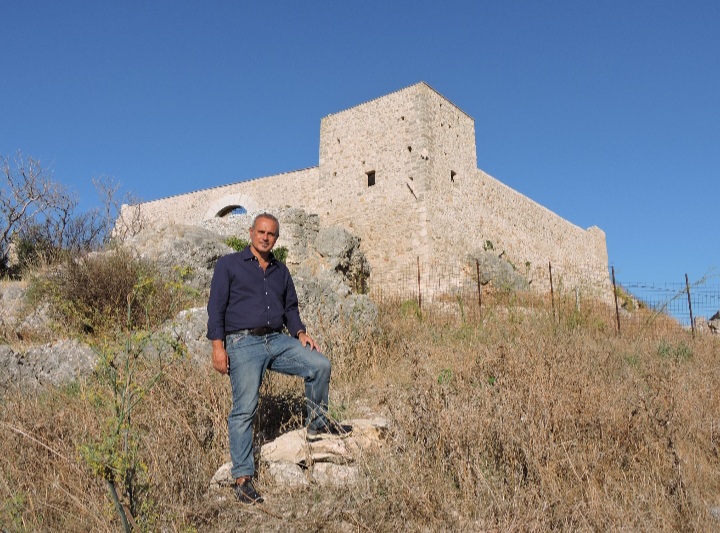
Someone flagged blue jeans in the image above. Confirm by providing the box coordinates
[225,331,332,479]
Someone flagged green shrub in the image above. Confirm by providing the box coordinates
[42,248,194,335]
[657,340,693,362]
[224,236,249,252]
[400,299,422,319]
[273,246,288,264]
[14,226,65,273]
[224,236,287,263]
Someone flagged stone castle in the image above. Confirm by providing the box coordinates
[128,82,610,297]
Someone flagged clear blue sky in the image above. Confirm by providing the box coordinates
[2,1,718,287]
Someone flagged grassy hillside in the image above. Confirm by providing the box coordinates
[1,282,719,531]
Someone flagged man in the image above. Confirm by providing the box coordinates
[207,212,344,504]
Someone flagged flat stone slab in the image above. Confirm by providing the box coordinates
[209,417,388,489]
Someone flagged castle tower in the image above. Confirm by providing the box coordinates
[317,82,476,272]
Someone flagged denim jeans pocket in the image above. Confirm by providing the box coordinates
[226,332,249,348]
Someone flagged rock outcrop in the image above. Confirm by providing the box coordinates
[0,339,97,392]
[122,223,233,292]
[209,417,388,490]
[467,250,530,292]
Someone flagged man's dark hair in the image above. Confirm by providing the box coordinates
[252,212,280,236]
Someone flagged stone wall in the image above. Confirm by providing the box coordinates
[427,166,610,296]
[132,167,319,228]
[124,82,611,298]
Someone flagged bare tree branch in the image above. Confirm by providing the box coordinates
[1,153,136,275]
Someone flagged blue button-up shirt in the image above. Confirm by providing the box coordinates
[206,246,306,340]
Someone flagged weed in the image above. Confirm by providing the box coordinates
[437,368,453,385]
[0,492,26,532]
[657,340,693,362]
[224,236,288,263]
[224,236,249,251]
[78,298,185,531]
[400,299,422,319]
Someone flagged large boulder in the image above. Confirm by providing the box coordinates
[467,250,529,292]
[0,339,97,393]
[161,306,210,365]
[291,224,376,349]
[122,223,233,292]
[0,281,57,343]
[0,281,26,339]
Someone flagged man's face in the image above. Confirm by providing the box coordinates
[249,217,279,255]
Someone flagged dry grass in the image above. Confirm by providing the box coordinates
[1,294,719,532]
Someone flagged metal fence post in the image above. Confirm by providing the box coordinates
[476,259,482,318]
[549,262,555,322]
[612,266,621,337]
[685,274,695,338]
[417,257,422,311]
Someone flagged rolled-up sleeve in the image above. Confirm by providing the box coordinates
[207,256,230,340]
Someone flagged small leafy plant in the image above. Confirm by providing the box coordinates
[79,296,186,531]
[224,236,288,263]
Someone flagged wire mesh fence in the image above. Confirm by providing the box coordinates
[366,258,720,337]
[616,280,720,327]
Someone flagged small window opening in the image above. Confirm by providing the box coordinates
[450,171,457,183]
[216,205,247,217]
[367,170,376,187]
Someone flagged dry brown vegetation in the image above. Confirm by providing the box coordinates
[1,288,719,532]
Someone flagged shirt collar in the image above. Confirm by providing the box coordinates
[240,245,276,264]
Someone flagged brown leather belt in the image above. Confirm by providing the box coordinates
[226,326,284,337]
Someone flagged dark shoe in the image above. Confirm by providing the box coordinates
[306,422,353,441]
[234,478,264,504]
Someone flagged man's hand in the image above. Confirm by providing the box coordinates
[298,331,319,351]
[212,339,229,374]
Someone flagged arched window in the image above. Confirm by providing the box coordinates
[216,205,247,217]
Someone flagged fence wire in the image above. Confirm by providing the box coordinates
[366,258,719,335]
[618,281,720,327]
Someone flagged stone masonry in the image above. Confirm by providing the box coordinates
[124,82,610,297]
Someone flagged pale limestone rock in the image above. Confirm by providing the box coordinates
[260,429,308,465]
[208,417,388,491]
[208,462,233,490]
[265,462,308,487]
[312,463,359,485]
